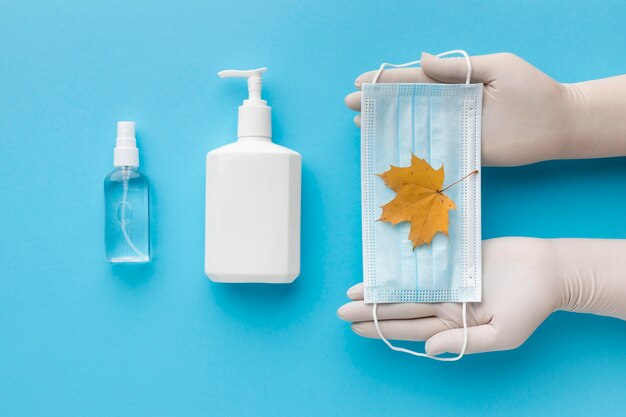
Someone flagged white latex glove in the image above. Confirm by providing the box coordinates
[338,238,626,356]
[345,52,626,166]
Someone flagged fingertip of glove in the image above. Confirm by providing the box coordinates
[351,322,365,335]
[355,70,378,88]
[346,286,357,298]
[420,52,438,69]
[425,338,444,356]
[336,305,347,320]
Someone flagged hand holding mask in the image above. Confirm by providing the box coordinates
[341,51,626,358]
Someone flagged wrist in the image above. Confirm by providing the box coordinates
[550,238,578,313]
[551,238,598,314]
[542,239,570,313]
[558,82,588,159]
[551,239,626,319]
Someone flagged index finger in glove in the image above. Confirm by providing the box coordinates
[346,68,438,113]
[355,67,437,89]
[338,300,438,322]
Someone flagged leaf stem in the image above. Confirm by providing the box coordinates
[439,169,479,193]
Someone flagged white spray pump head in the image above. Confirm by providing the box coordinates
[114,121,139,167]
[218,67,272,140]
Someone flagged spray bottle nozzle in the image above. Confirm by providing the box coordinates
[218,67,267,102]
[114,121,139,167]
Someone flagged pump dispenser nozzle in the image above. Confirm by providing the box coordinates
[218,67,272,140]
[218,67,267,101]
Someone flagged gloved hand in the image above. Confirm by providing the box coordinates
[338,238,626,355]
[345,52,570,166]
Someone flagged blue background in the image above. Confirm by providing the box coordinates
[1,1,625,415]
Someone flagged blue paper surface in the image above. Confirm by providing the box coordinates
[0,1,625,415]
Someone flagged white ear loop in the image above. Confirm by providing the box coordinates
[371,49,472,85]
[373,302,468,361]
[370,50,472,361]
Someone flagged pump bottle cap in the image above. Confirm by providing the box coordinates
[114,121,139,167]
[218,68,272,140]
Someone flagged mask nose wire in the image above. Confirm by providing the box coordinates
[369,50,472,361]
[371,49,472,85]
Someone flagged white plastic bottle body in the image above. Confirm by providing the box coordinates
[205,140,301,283]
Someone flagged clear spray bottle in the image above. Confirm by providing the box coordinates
[104,121,150,263]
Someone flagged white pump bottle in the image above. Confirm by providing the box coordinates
[205,68,301,283]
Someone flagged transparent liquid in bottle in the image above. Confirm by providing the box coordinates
[104,167,150,263]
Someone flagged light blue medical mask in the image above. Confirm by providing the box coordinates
[361,50,482,360]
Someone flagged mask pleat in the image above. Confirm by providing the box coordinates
[373,85,402,292]
[430,93,463,293]
[416,91,434,293]
[398,85,417,291]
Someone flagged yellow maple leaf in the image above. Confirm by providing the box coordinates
[379,155,466,248]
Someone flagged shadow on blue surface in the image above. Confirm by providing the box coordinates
[110,262,156,287]
[344,311,626,398]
